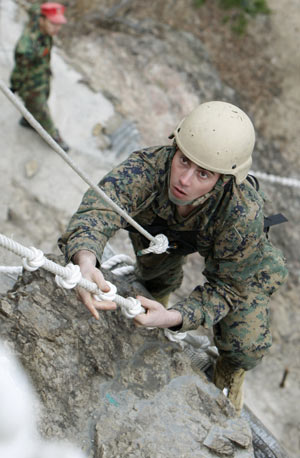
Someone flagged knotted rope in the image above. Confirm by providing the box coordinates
[1,79,299,256]
[0,80,168,256]
[0,233,145,319]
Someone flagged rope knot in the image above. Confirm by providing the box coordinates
[138,234,169,256]
[93,281,117,302]
[121,297,144,318]
[22,247,45,272]
[55,263,82,289]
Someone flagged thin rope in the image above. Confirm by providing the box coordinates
[1,80,298,258]
[250,170,300,188]
[101,253,135,275]
[0,80,168,256]
[101,254,135,269]
[0,266,23,274]
[0,233,145,318]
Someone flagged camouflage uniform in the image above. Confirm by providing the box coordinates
[59,145,288,370]
[10,5,57,137]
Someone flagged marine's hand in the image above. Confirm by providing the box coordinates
[133,295,182,328]
[73,250,117,319]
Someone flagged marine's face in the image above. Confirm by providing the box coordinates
[169,149,220,205]
[39,17,62,36]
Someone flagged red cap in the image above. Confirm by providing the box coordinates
[41,3,67,24]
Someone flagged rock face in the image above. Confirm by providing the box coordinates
[0,255,253,458]
[1,1,299,456]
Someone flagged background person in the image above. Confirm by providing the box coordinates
[10,2,69,152]
[58,101,288,415]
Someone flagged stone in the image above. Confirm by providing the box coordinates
[0,254,254,457]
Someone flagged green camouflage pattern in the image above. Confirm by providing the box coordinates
[59,145,288,369]
[10,5,57,136]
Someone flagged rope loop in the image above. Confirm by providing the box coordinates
[55,263,82,289]
[101,254,135,276]
[120,297,144,318]
[164,329,187,342]
[93,281,117,302]
[22,247,45,272]
[101,254,135,269]
[110,265,135,276]
[138,233,169,256]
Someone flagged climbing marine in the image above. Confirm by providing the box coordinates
[10,2,69,152]
[59,101,288,415]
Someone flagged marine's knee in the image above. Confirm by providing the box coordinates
[218,344,270,371]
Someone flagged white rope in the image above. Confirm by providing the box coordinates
[93,281,117,302]
[101,254,135,276]
[1,79,298,256]
[164,329,187,343]
[138,233,170,256]
[22,247,45,271]
[119,296,144,318]
[0,266,23,274]
[0,233,145,319]
[55,263,82,289]
[110,265,135,276]
[0,80,169,256]
[101,254,135,269]
[250,170,300,188]
[164,329,218,356]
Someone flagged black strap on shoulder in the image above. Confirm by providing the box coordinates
[246,174,260,191]
[264,213,288,232]
[246,174,288,233]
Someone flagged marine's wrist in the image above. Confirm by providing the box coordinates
[165,309,183,330]
[72,249,97,267]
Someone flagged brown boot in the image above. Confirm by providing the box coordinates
[213,356,245,415]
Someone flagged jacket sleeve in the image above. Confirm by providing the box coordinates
[171,204,267,331]
[58,149,158,265]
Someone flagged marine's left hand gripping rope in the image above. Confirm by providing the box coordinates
[0,233,145,319]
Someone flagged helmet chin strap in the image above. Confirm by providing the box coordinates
[168,188,196,206]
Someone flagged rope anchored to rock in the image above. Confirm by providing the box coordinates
[0,233,145,319]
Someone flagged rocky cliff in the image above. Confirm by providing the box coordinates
[1,1,299,456]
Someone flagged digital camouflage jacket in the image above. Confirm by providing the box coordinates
[10,5,52,95]
[59,146,288,334]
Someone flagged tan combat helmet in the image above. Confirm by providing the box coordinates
[173,101,256,184]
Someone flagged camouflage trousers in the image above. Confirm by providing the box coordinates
[18,84,57,137]
[130,232,272,371]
